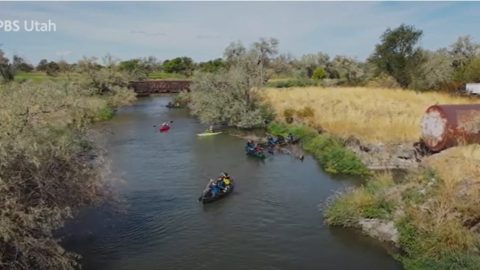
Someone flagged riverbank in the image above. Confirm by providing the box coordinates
[0,78,135,269]
[261,86,480,269]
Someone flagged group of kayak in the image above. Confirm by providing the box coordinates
[198,172,234,203]
[245,133,299,159]
[158,114,299,204]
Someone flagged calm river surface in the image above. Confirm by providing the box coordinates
[63,96,402,270]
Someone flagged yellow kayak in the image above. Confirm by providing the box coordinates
[197,132,222,137]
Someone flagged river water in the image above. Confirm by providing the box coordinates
[63,96,402,270]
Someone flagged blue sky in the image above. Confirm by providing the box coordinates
[1,2,480,65]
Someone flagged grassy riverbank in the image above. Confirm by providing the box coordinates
[262,86,480,269]
[0,76,135,269]
[268,122,368,176]
[324,145,480,269]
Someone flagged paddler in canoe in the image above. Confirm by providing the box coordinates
[198,172,234,203]
[197,125,222,136]
[158,121,173,132]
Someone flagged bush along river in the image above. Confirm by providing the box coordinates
[62,96,402,270]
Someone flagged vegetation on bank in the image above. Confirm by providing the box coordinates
[187,38,278,128]
[267,122,368,176]
[324,145,480,269]
[263,86,475,143]
[0,63,135,269]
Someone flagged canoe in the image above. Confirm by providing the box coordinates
[197,132,222,137]
[159,125,170,132]
[199,181,235,204]
[246,150,266,159]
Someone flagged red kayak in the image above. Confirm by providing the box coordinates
[159,125,170,132]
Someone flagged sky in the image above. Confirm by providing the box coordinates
[1,1,480,65]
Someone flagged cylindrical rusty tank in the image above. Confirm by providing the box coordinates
[421,104,480,152]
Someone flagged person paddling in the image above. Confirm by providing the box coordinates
[158,120,173,132]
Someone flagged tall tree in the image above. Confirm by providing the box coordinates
[369,24,424,88]
[411,49,454,90]
[224,41,247,64]
[450,35,479,71]
[12,55,34,72]
[162,57,194,76]
[295,52,330,78]
[253,38,279,83]
[36,59,49,72]
[330,56,365,85]
[0,49,14,81]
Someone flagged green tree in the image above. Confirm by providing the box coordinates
[311,67,326,80]
[118,57,159,79]
[189,68,267,128]
[0,49,15,82]
[77,57,133,95]
[162,57,194,76]
[57,60,72,73]
[450,36,479,71]
[12,55,34,72]
[36,59,49,71]
[45,61,60,76]
[198,58,226,73]
[270,53,294,77]
[330,56,365,85]
[462,57,480,82]
[189,39,278,128]
[294,52,330,78]
[411,49,454,90]
[369,24,424,88]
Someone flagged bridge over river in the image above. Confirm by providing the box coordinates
[129,80,191,96]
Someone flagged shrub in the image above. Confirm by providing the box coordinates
[283,108,296,123]
[265,78,319,88]
[95,105,115,121]
[367,73,401,88]
[0,77,134,269]
[311,67,327,80]
[296,106,315,119]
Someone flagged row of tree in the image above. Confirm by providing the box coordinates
[2,24,480,91]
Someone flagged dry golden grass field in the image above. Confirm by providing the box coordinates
[263,86,476,143]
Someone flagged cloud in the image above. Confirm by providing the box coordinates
[55,50,72,57]
[130,30,166,37]
[1,2,479,63]
[196,34,222,39]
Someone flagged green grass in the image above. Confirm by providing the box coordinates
[396,217,480,270]
[265,78,320,88]
[148,71,188,80]
[14,71,49,82]
[324,168,480,270]
[94,105,115,121]
[324,173,395,226]
[267,122,368,176]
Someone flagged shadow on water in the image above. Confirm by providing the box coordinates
[62,96,403,270]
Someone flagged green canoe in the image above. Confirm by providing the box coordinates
[197,132,223,137]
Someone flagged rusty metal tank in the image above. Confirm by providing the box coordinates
[421,104,480,152]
